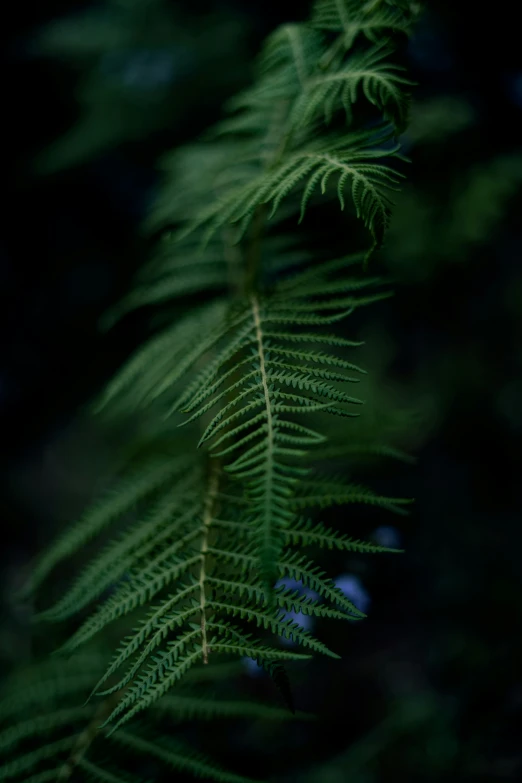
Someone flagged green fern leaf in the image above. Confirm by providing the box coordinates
[0,654,298,783]
[291,44,414,133]
[180,127,403,253]
[23,454,188,602]
[174,286,373,594]
[311,0,415,49]
[288,477,413,514]
[283,517,403,552]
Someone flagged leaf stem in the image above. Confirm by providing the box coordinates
[199,461,220,664]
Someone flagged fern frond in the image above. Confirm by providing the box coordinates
[96,298,230,410]
[30,464,318,730]
[104,235,232,326]
[36,470,202,624]
[149,692,310,722]
[30,442,399,732]
[0,654,301,783]
[23,454,189,601]
[174,283,379,592]
[210,24,324,158]
[288,477,413,514]
[277,552,367,618]
[108,729,257,783]
[282,517,403,553]
[146,143,257,232]
[0,708,91,754]
[102,638,308,734]
[311,0,415,49]
[0,738,80,781]
[291,44,414,133]
[180,126,403,252]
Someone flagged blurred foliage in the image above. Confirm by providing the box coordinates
[384,94,522,281]
[404,95,476,145]
[0,651,309,783]
[314,328,439,465]
[296,692,458,783]
[32,0,253,173]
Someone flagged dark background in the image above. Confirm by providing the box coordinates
[1,1,522,781]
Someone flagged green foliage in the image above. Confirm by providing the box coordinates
[32,0,251,173]
[14,1,420,780]
[0,653,306,783]
[26,449,405,735]
[385,95,522,280]
[311,0,418,49]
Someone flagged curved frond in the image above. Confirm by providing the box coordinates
[181,127,404,253]
[291,44,414,133]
